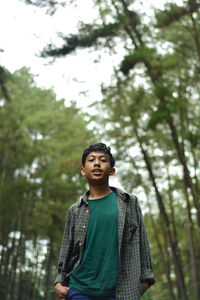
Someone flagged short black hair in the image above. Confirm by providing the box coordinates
[82,143,115,167]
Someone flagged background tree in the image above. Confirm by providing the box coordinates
[0,66,93,299]
[4,0,200,299]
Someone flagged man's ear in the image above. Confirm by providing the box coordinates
[80,167,86,176]
[110,168,116,176]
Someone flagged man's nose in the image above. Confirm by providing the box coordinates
[94,159,100,166]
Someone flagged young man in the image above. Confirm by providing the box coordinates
[54,143,155,300]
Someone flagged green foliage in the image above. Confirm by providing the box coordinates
[24,0,67,15]
[156,3,189,27]
[0,66,92,299]
[120,47,156,75]
[41,22,121,57]
[156,2,200,27]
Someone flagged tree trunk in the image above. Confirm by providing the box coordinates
[145,192,176,300]
[17,232,26,300]
[167,116,200,232]
[133,123,188,300]
[163,230,177,300]
[45,241,54,300]
[32,245,40,300]
[0,221,9,280]
[9,232,23,300]
[166,163,179,252]
[191,148,200,199]
[189,8,200,66]
[183,184,200,300]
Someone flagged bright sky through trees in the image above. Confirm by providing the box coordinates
[1,1,199,299]
[0,0,181,110]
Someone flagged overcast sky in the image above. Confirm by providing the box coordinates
[0,0,180,110]
[0,0,119,111]
[0,0,184,117]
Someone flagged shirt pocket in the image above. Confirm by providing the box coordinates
[124,220,138,243]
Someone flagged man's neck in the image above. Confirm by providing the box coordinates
[88,183,112,200]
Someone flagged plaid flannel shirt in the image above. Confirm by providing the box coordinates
[55,187,155,300]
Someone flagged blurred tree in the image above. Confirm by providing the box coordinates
[0,67,93,299]
[20,0,200,299]
[23,0,66,15]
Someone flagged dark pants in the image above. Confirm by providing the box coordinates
[65,289,116,300]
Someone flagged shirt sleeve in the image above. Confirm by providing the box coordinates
[136,198,155,286]
[54,207,73,285]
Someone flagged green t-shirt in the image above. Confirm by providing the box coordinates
[69,192,119,296]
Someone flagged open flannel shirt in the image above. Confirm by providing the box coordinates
[55,187,155,300]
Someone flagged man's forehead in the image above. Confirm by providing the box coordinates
[86,151,109,158]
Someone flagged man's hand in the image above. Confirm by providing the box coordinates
[141,281,149,296]
[54,282,69,300]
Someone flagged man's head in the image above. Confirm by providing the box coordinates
[81,143,115,183]
[82,143,115,168]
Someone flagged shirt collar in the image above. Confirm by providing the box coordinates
[78,186,130,207]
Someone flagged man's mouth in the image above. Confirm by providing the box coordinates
[92,169,102,173]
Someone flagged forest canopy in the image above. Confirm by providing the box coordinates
[0,66,93,299]
[1,0,200,299]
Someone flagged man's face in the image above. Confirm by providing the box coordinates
[80,151,115,182]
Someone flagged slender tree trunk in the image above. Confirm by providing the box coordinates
[166,116,200,231]
[9,232,22,300]
[145,192,176,300]
[111,0,139,49]
[5,220,19,283]
[133,122,188,300]
[183,184,200,300]
[166,164,180,249]
[0,66,11,102]
[32,245,40,300]
[191,148,200,197]
[163,231,177,300]
[189,8,200,66]
[0,221,9,279]
[24,270,32,300]
[45,241,54,300]
[17,232,26,300]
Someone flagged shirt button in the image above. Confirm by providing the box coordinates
[79,242,82,247]
[86,210,89,213]
[82,225,86,229]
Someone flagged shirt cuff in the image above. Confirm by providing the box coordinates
[140,269,155,286]
[54,272,66,286]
